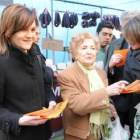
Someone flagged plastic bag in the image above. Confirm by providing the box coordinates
[103,117,129,140]
[132,103,140,139]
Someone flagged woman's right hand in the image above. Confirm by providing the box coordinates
[18,115,48,126]
[106,80,129,97]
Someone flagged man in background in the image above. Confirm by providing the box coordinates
[95,20,115,69]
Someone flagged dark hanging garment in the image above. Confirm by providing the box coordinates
[73,13,78,26]
[54,11,61,27]
[82,12,90,20]
[81,20,89,28]
[70,13,75,29]
[69,13,78,29]
[39,9,52,29]
[62,12,70,28]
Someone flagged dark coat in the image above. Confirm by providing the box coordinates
[104,37,131,113]
[0,44,52,140]
[123,48,140,123]
[104,37,128,82]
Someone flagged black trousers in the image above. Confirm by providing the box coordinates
[117,110,134,140]
[118,110,129,127]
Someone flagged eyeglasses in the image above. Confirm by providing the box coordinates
[100,32,113,38]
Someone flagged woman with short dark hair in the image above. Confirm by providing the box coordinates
[122,15,140,139]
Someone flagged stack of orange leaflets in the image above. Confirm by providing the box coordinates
[114,48,130,67]
[121,80,140,94]
[25,100,68,119]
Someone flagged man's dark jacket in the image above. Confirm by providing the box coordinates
[104,37,131,112]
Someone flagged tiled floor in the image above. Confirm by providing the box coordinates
[50,129,64,140]
[50,136,64,140]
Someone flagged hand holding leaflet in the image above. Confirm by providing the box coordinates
[121,80,140,94]
[25,100,68,119]
[114,49,130,67]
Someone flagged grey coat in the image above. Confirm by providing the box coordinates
[104,37,131,112]
[104,37,126,73]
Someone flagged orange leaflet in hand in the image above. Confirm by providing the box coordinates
[24,100,68,119]
[124,80,140,91]
[121,80,140,94]
[114,49,130,67]
[24,108,50,116]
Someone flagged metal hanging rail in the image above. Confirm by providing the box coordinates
[54,0,124,12]
[54,0,124,19]
[55,10,82,15]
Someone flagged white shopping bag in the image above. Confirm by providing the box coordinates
[104,117,129,140]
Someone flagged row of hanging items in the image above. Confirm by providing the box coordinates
[102,14,120,30]
[61,11,78,28]
[39,9,78,29]
[81,11,100,28]
[39,8,120,30]
[39,8,52,28]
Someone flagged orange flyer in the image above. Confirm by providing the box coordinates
[121,80,140,94]
[114,48,130,67]
[25,100,68,119]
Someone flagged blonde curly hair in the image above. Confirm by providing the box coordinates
[69,32,100,59]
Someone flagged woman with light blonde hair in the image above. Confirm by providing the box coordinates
[57,32,128,140]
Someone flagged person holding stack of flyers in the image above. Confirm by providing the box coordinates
[57,32,128,140]
[0,4,54,140]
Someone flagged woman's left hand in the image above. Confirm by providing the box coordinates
[18,116,48,126]
[110,104,117,118]
[48,101,56,110]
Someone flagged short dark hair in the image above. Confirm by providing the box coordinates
[96,20,114,34]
